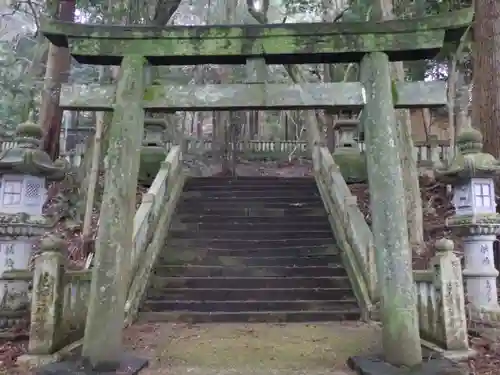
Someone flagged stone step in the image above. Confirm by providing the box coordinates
[153,265,347,278]
[141,299,359,313]
[167,238,334,250]
[178,199,324,211]
[171,220,331,231]
[159,254,341,267]
[184,177,316,188]
[138,309,362,323]
[183,189,320,199]
[149,275,351,289]
[145,287,354,301]
[174,207,328,216]
[175,215,329,225]
[159,245,337,259]
[169,230,333,240]
[141,176,360,324]
[181,195,323,203]
[185,184,318,192]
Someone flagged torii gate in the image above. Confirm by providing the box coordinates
[39,7,472,372]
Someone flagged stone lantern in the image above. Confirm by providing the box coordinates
[139,118,168,185]
[436,127,500,310]
[334,119,359,149]
[332,119,367,184]
[143,118,167,146]
[0,121,66,327]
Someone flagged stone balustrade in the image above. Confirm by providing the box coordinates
[413,239,468,351]
[313,144,377,318]
[0,139,451,168]
[1,267,91,353]
[2,236,92,355]
[14,145,185,359]
[312,141,470,354]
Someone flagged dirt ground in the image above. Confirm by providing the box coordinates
[123,322,382,375]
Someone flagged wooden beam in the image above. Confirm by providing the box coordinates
[59,81,446,111]
[40,9,472,66]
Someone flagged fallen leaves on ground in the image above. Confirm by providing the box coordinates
[0,340,28,374]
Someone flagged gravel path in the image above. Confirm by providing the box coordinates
[123,321,382,375]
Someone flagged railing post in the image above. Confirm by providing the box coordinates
[428,135,442,167]
[430,239,468,350]
[28,235,66,355]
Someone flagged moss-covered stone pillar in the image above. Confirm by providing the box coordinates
[82,55,146,370]
[28,235,66,355]
[360,52,422,367]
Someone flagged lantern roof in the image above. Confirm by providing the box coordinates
[436,126,500,183]
[0,121,67,180]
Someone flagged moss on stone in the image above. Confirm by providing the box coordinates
[333,149,367,184]
[139,146,167,185]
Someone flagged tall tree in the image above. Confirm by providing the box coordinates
[472,0,500,156]
[39,0,76,160]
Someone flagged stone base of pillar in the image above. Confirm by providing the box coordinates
[348,354,468,375]
[0,309,29,339]
[468,305,500,325]
[34,353,148,375]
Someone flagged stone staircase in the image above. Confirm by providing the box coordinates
[139,176,361,323]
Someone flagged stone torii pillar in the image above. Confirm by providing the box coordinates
[80,55,148,373]
[359,53,422,367]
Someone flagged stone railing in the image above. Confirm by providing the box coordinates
[0,139,451,167]
[413,239,469,351]
[313,143,469,352]
[125,145,185,323]
[170,139,450,164]
[20,145,185,357]
[358,140,450,165]
[313,145,377,319]
[0,249,92,355]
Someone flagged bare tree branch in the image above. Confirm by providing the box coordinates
[151,0,182,25]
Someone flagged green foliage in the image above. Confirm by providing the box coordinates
[138,146,167,185]
[283,0,320,14]
[425,0,472,14]
[0,36,37,133]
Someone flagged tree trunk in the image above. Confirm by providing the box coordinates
[39,0,76,160]
[246,1,324,148]
[472,0,500,156]
[81,109,105,255]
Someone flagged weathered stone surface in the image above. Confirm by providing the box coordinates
[347,355,468,375]
[28,236,66,355]
[40,9,472,65]
[0,121,66,179]
[333,151,367,184]
[34,352,148,375]
[139,146,166,185]
[81,55,146,368]
[360,52,421,366]
[59,81,447,111]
